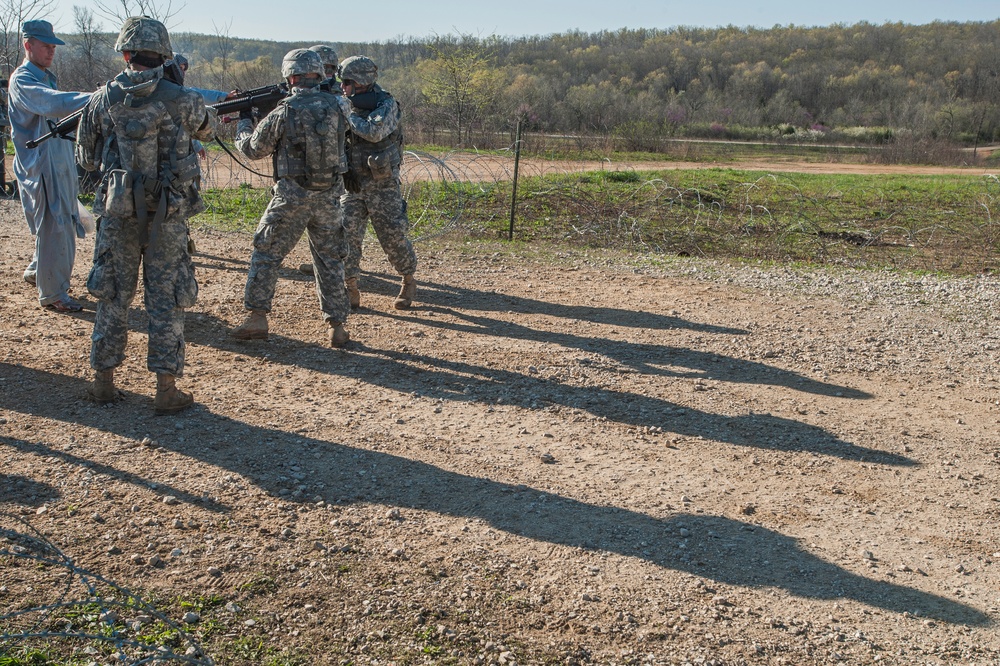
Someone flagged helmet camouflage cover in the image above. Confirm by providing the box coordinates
[338,56,377,87]
[309,45,339,70]
[114,16,172,58]
[281,48,324,79]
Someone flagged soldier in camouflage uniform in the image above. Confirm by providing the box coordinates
[336,55,417,310]
[309,45,339,88]
[228,49,352,348]
[76,16,219,414]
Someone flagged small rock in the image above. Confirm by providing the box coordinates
[386,508,401,520]
[281,527,294,538]
[148,554,164,567]
[100,610,119,625]
[540,453,556,464]
[861,550,876,561]
[207,567,222,577]
[162,495,178,505]
[182,611,200,624]
[740,503,756,515]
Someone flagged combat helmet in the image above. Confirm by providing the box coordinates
[281,48,324,80]
[309,45,339,72]
[338,56,377,87]
[114,16,172,58]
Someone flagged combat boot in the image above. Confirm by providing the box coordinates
[330,322,350,348]
[88,369,117,404]
[393,274,416,310]
[229,310,268,340]
[154,373,193,415]
[345,277,361,310]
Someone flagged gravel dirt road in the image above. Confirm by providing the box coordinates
[2,177,1000,664]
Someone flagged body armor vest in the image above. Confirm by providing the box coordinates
[274,89,347,190]
[347,86,403,174]
[99,75,202,245]
[104,77,200,211]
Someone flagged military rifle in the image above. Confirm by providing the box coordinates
[26,109,84,149]
[210,83,288,118]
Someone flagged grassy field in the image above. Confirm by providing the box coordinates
[192,165,1000,276]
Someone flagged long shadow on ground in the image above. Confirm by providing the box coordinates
[0,364,983,626]
[183,313,898,464]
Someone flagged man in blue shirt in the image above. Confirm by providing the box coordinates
[9,20,90,312]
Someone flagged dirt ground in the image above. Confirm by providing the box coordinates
[2,163,1000,665]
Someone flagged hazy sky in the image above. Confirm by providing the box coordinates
[49,0,999,42]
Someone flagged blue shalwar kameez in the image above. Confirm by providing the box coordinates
[8,60,90,306]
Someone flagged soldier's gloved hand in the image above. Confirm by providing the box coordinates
[239,107,254,122]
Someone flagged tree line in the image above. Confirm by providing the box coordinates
[10,17,1000,156]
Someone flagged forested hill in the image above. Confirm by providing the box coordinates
[40,21,1000,152]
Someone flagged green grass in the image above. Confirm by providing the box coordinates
[194,183,270,231]
[190,163,1000,275]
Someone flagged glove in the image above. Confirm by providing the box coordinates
[343,170,361,194]
[239,107,254,121]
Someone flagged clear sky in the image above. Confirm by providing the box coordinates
[49,0,999,43]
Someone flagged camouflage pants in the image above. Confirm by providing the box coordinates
[88,212,197,376]
[244,179,350,324]
[341,167,417,280]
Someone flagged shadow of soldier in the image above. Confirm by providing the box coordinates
[0,364,984,627]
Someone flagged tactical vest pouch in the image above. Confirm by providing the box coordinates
[104,169,135,218]
[367,144,399,181]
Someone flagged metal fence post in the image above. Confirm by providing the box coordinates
[507,119,523,241]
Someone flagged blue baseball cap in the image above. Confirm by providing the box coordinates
[22,20,65,46]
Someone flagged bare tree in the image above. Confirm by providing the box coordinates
[204,19,233,90]
[91,0,183,28]
[0,0,57,76]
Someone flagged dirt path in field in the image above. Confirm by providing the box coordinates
[196,149,999,191]
[2,173,1000,664]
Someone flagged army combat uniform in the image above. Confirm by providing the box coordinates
[337,56,417,310]
[231,49,351,347]
[76,16,218,413]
